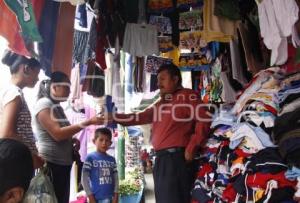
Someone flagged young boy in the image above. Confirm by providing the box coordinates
[82,128,118,203]
[0,138,34,203]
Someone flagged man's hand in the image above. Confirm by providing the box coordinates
[87,113,114,126]
[184,149,194,162]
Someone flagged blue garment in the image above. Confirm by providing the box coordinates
[83,152,117,201]
[105,96,117,129]
[76,4,87,28]
[38,0,60,76]
[285,166,300,180]
[209,42,220,60]
[124,54,134,112]
[211,111,237,128]
[97,198,112,203]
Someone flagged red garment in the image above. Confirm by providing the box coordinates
[222,183,237,202]
[0,0,44,56]
[140,151,149,161]
[246,171,296,189]
[95,14,108,70]
[234,148,252,158]
[0,1,30,56]
[32,0,45,22]
[280,44,300,74]
[262,103,277,116]
[116,89,211,153]
[205,146,218,154]
[197,163,213,178]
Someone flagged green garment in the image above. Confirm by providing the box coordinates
[4,0,42,42]
[214,0,241,21]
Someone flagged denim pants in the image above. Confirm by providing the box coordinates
[97,198,112,203]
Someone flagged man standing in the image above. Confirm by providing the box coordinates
[112,63,211,203]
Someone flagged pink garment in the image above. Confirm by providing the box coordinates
[115,88,211,153]
[66,106,97,162]
[69,196,87,203]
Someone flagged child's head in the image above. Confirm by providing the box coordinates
[93,128,112,153]
[0,138,34,203]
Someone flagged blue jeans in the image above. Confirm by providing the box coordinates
[97,198,112,203]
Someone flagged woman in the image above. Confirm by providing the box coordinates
[0,49,43,169]
[32,71,106,203]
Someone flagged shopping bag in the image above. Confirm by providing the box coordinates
[23,166,58,203]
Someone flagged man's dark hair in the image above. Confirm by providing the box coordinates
[94,128,112,140]
[157,63,182,86]
[0,139,34,196]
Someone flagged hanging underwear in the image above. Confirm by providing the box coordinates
[158,36,173,52]
[180,31,207,51]
[179,9,203,31]
[149,15,172,34]
[145,55,173,74]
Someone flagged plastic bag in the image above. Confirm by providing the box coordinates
[23,166,58,203]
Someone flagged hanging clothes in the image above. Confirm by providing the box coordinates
[257,0,300,66]
[0,1,30,56]
[202,0,238,43]
[237,21,265,74]
[74,3,94,32]
[133,57,145,92]
[84,61,105,97]
[52,2,76,75]
[230,39,248,86]
[179,9,203,31]
[4,0,42,42]
[220,71,237,103]
[70,63,81,101]
[53,0,85,5]
[38,0,60,76]
[123,23,159,57]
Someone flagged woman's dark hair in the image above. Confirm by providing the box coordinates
[1,49,41,74]
[157,63,182,86]
[37,71,69,100]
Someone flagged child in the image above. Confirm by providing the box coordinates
[82,128,118,203]
[0,138,34,203]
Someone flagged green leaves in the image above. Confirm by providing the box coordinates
[119,168,143,196]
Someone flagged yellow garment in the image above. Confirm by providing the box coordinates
[161,46,180,66]
[202,0,238,43]
[255,189,265,202]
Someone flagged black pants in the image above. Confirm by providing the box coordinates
[153,151,194,203]
[47,161,72,203]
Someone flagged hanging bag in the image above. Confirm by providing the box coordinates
[23,165,58,203]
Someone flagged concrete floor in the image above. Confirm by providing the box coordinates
[144,173,155,203]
